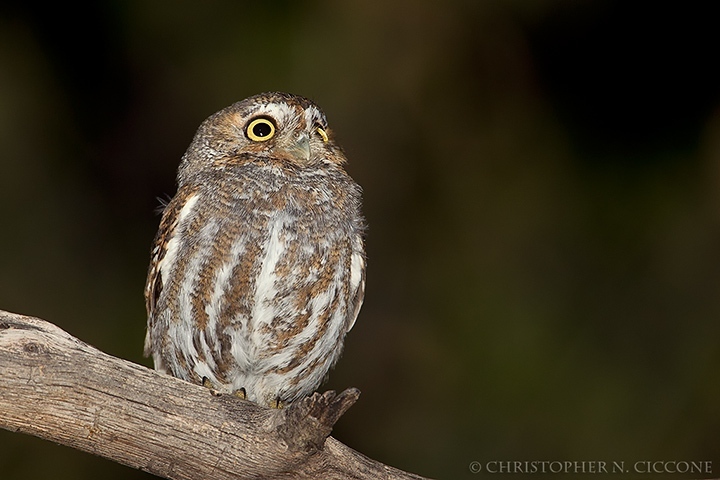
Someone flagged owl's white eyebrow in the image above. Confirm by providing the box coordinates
[251,102,297,127]
[304,106,326,128]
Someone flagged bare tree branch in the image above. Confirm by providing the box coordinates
[0,310,430,480]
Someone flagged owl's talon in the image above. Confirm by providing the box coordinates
[202,376,222,397]
[272,397,285,409]
[233,387,247,400]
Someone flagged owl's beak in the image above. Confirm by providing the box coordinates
[287,132,310,163]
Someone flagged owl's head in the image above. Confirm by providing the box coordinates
[178,92,347,184]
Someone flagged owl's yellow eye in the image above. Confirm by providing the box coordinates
[246,117,276,142]
[316,126,329,143]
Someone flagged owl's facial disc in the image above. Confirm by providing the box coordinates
[242,104,317,164]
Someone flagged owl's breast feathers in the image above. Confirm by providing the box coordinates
[144,164,365,402]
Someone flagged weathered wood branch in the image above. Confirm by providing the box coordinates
[0,310,430,480]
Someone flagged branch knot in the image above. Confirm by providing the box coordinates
[276,388,361,453]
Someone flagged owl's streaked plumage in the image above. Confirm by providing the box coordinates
[144,92,365,407]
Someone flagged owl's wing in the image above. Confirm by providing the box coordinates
[144,188,195,356]
[345,233,366,333]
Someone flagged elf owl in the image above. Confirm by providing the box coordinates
[144,92,365,408]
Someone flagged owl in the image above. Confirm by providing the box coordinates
[144,92,366,408]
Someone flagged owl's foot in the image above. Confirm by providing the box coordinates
[201,376,222,397]
[272,397,285,409]
[201,378,248,401]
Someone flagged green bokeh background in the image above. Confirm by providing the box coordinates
[1,2,719,479]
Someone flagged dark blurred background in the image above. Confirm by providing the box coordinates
[1,1,719,479]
